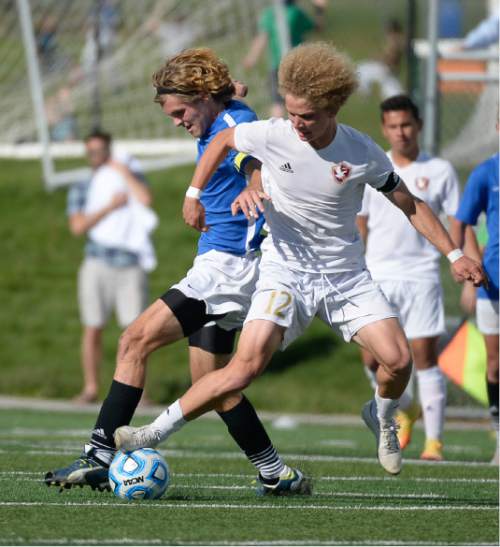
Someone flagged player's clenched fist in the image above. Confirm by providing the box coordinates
[183,196,208,232]
[231,188,271,219]
[451,255,486,287]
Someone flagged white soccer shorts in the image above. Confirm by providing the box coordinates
[172,249,260,331]
[244,256,397,349]
[375,279,445,340]
[476,298,499,335]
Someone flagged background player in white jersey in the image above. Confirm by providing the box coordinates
[45,48,308,496]
[357,95,461,461]
[116,42,484,477]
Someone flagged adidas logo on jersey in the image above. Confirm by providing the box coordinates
[279,162,294,173]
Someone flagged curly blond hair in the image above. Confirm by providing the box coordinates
[152,48,235,104]
[278,42,358,113]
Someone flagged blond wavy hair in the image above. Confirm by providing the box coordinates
[152,48,235,104]
[278,42,358,113]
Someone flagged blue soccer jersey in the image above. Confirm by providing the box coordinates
[456,153,499,300]
[196,100,265,256]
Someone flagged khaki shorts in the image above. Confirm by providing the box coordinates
[78,257,148,328]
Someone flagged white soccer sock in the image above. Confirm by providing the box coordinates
[417,366,447,441]
[375,387,399,425]
[364,366,378,391]
[368,367,414,412]
[399,367,416,412]
[150,399,186,443]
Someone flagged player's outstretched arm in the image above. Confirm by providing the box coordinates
[449,217,485,284]
[231,165,271,219]
[182,128,236,232]
[387,181,485,286]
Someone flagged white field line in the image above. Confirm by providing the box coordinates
[1,541,495,547]
[0,501,496,511]
[2,438,487,458]
[0,471,497,484]
[6,427,91,437]
[0,395,489,428]
[12,446,495,467]
[0,478,480,500]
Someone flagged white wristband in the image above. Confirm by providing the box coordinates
[447,249,464,264]
[185,186,202,200]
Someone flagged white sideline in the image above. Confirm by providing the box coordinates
[0,501,496,511]
[0,471,497,484]
[1,541,494,546]
[0,395,489,428]
[0,478,483,500]
[0,471,497,483]
[13,446,495,468]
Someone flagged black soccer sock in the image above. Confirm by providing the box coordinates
[217,396,284,481]
[88,380,143,464]
[487,380,499,430]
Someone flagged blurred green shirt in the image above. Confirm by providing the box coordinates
[259,4,315,69]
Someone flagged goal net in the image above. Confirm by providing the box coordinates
[1,0,291,188]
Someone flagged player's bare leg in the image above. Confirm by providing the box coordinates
[114,299,184,388]
[115,320,312,494]
[411,336,446,460]
[45,300,184,490]
[360,347,419,450]
[73,326,102,403]
[354,317,411,474]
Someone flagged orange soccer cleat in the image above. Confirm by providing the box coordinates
[396,402,421,450]
[420,439,444,461]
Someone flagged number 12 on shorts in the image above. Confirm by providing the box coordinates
[265,290,292,318]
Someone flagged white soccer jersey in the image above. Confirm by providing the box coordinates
[233,118,394,273]
[359,151,460,282]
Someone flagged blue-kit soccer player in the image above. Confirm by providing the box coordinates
[45,48,310,495]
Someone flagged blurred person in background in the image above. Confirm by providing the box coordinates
[46,85,78,142]
[242,0,327,117]
[460,11,499,50]
[357,19,405,100]
[67,130,155,404]
[357,95,462,461]
[451,125,499,465]
[35,15,58,71]
[146,2,201,57]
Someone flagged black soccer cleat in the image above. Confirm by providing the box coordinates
[255,467,313,496]
[44,452,110,493]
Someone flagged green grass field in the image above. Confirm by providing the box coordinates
[0,407,497,545]
[0,157,479,412]
[0,0,487,411]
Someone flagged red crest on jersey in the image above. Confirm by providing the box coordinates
[332,162,351,184]
[415,177,430,190]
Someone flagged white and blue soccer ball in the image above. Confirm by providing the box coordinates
[109,448,169,500]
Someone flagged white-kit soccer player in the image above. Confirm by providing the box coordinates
[356,94,462,461]
[115,42,484,475]
[45,48,309,496]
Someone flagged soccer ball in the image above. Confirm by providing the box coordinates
[109,448,169,500]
